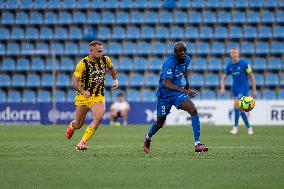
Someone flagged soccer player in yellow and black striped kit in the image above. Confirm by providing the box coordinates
[65,41,118,151]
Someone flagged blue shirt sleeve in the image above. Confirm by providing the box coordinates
[162,60,174,80]
[224,62,231,75]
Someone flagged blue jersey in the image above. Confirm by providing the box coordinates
[158,55,190,93]
[224,59,251,96]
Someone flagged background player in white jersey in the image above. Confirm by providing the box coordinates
[109,93,130,125]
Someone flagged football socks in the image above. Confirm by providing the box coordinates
[191,115,200,143]
[82,127,96,142]
[147,123,159,139]
[234,108,240,128]
[240,111,251,128]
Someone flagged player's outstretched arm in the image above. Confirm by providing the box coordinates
[248,72,257,98]
[220,74,227,95]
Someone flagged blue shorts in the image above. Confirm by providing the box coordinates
[156,90,190,117]
[233,88,248,99]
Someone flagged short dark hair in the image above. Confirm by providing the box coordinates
[89,41,103,47]
[174,41,187,53]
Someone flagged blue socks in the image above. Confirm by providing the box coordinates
[234,108,240,128]
[240,112,251,128]
[191,115,200,143]
[146,123,159,139]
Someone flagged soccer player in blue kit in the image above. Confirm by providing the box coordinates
[143,41,208,153]
[220,48,256,135]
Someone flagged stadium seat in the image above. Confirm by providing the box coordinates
[243,26,257,38]
[141,89,156,102]
[1,12,14,24]
[241,41,255,54]
[254,73,264,86]
[278,89,284,99]
[271,41,284,54]
[87,12,100,24]
[55,90,66,102]
[127,89,141,102]
[112,26,126,39]
[62,0,76,9]
[37,90,51,102]
[26,74,40,87]
[217,90,231,99]
[65,42,78,55]
[211,42,225,54]
[176,0,191,8]
[0,74,11,87]
[255,41,270,54]
[34,0,47,9]
[119,57,133,71]
[0,27,10,40]
[82,27,96,40]
[263,89,276,99]
[79,42,88,55]
[193,57,207,71]
[218,11,231,23]
[69,26,82,39]
[117,73,129,87]
[202,89,216,100]
[205,74,219,87]
[214,26,228,39]
[123,41,137,55]
[149,57,163,71]
[273,25,284,38]
[31,58,45,71]
[253,57,267,71]
[129,73,144,87]
[276,10,284,23]
[101,12,115,24]
[262,10,275,23]
[116,11,129,24]
[226,41,240,52]
[133,57,148,71]
[5,0,18,9]
[156,26,169,39]
[174,10,187,23]
[0,43,5,55]
[108,42,122,55]
[104,0,118,9]
[258,26,272,38]
[145,11,159,24]
[246,10,260,23]
[7,90,21,102]
[25,27,39,40]
[17,58,30,71]
[267,57,282,70]
[159,11,173,23]
[67,90,76,102]
[46,58,60,71]
[185,26,199,39]
[11,27,25,39]
[126,26,140,39]
[40,27,53,40]
[2,58,16,71]
[196,42,210,54]
[190,74,204,87]
[21,42,35,55]
[50,42,64,55]
[73,11,86,24]
[151,41,166,54]
[41,74,54,87]
[44,12,57,24]
[22,90,36,103]
[265,73,279,86]
[208,57,223,71]
[200,26,213,38]
[60,57,75,71]
[35,42,49,55]
[12,74,25,87]
[30,12,43,24]
[141,26,155,39]
[203,11,217,23]
[6,42,20,55]
[188,11,202,23]
[232,11,246,23]
[54,27,68,40]
[15,12,28,24]
[0,90,7,102]
[145,73,159,87]
[137,41,151,55]
[119,0,133,9]
[97,26,111,39]
[280,74,284,86]
[206,0,219,8]
[170,26,184,39]
[48,0,62,9]
[229,26,243,38]
[130,11,144,24]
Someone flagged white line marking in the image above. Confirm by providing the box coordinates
[210,146,264,149]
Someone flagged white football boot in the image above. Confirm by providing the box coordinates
[248,127,253,135]
[230,127,238,135]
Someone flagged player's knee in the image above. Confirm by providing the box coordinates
[188,107,198,116]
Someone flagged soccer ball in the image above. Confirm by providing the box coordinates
[239,96,255,112]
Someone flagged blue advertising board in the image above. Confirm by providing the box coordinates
[0,102,156,125]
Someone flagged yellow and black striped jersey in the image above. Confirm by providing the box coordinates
[74,55,113,97]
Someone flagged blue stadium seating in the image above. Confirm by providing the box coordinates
[202,89,216,99]
[123,41,137,55]
[0,27,10,40]
[12,74,25,87]
[273,25,284,38]
[119,57,133,71]
[126,26,140,39]
[58,12,72,24]
[241,41,255,54]
[208,57,223,71]
[15,12,29,24]
[2,58,16,71]
[280,74,284,86]
[129,73,144,87]
[101,11,115,24]
[254,73,264,86]
[189,11,202,23]
[46,58,60,71]
[40,27,53,40]
[211,42,225,54]
[26,74,40,87]
[48,0,62,9]
[258,26,272,38]
[205,74,219,87]
[97,26,111,39]
[112,26,126,39]
[6,0,18,9]
[130,11,144,24]
[65,42,78,55]
[149,57,163,70]
[127,89,141,102]
[0,90,7,102]
[30,12,43,24]
[11,27,24,39]
[253,57,267,71]
[67,90,76,102]
[31,58,45,71]
[0,74,11,87]
[69,26,82,39]
[229,26,243,38]
[185,26,199,39]
[159,11,173,23]
[134,57,148,71]
[196,42,210,54]
[21,42,34,55]
[0,43,5,55]
[265,73,279,86]
[57,74,70,87]
[217,90,231,99]
[54,27,68,40]
[234,0,248,8]
[25,27,39,40]
[7,90,21,102]
[1,12,14,24]
[62,0,76,9]
[214,26,228,39]
[117,73,129,87]
[174,10,187,23]
[141,89,156,102]
[41,74,54,87]
[152,41,166,54]
[267,57,282,70]
[144,11,159,24]
[119,0,133,9]
[35,42,49,55]
[193,57,207,71]
[50,42,64,55]
[263,89,276,99]
[203,11,217,23]
[218,11,231,23]
[55,90,66,102]
[200,26,213,38]
[137,41,151,54]
[232,11,246,23]
[34,0,47,9]
[73,12,86,24]
[145,73,159,87]
[247,10,260,23]
[116,11,129,24]
[17,58,30,71]
[22,90,36,103]
[262,10,275,23]
[37,90,51,102]
[156,26,169,39]
[276,10,284,22]
[190,74,204,87]
[243,26,257,38]
[271,41,284,54]
[87,12,100,24]
[170,26,184,39]
[44,12,57,24]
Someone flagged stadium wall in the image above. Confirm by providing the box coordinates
[0,101,283,126]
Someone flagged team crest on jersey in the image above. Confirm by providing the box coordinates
[166,68,172,75]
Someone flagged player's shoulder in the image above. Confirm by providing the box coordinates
[225,60,233,67]
[102,55,111,62]
[184,55,191,65]
[164,55,176,66]
[240,59,249,65]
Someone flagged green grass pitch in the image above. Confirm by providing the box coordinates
[0,125,283,189]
